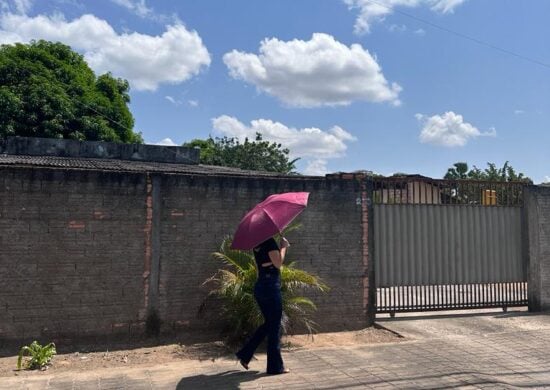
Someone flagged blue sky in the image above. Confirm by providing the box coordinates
[1,0,549,181]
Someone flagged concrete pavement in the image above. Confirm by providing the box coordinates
[2,310,550,389]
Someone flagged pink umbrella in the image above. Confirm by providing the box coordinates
[231,192,310,250]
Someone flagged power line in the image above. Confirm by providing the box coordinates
[361,0,550,70]
[25,72,135,132]
[73,99,132,131]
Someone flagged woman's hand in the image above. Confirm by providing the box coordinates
[269,237,289,269]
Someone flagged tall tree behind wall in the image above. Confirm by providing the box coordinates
[444,161,532,205]
[184,134,299,174]
[0,40,142,143]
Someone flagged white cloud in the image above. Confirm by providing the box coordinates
[416,111,496,147]
[414,28,426,36]
[0,13,211,91]
[304,160,329,176]
[187,99,199,107]
[153,138,177,146]
[544,176,550,183]
[212,115,357,175]
[109,0,176,23]
[430,0,466,13]
[0,0,32,14]
[223,33,401,107]
[165,95,182,105]
[344,0,467,35]
[388,24,407,33]
[514,109,525,115]
[110,0,152,18]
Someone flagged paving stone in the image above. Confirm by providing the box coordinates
[2,328,550,389]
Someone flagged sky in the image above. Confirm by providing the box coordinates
[0,0,549,181]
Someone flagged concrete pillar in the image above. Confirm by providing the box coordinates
[525,185,550,311]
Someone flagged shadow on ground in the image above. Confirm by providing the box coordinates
[176,369,262,390]
[376,308,531,323]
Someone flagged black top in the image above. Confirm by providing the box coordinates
[253,237,280,276]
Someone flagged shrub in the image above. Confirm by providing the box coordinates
[200,235,328,342]
[17,341,56,370]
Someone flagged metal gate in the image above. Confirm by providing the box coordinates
[370,176,528,314]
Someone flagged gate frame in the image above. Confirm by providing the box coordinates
[365,175,530,316]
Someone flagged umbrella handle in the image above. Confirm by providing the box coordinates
[280,236,290,248]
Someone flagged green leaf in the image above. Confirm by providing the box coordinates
[16,341,56,370]
[0,41,140,143]
[200,234,328,342]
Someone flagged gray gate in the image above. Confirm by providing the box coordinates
[370,177,528,314]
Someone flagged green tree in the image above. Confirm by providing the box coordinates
[444,162,469,180]
[184,133,299,174]
[443,161,531,205]
[444,161,531,183]
[0,40,142,143]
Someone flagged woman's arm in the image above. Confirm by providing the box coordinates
[268,238,289,269]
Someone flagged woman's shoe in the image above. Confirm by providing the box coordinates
[235,354,249,370]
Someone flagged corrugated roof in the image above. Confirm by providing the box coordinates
[0,154,310,178]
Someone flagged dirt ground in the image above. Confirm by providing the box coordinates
[0,326,402,377]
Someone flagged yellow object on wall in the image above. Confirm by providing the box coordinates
[482,189,497,205]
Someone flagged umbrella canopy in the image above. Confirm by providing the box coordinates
[230,192,310,250]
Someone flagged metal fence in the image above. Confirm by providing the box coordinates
[370,177,528,314]
[371,176,525,206]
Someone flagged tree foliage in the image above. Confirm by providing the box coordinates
[444,161,532,183]
[0,40,142,143]
[442,161,531,205]
[184,133,299,174]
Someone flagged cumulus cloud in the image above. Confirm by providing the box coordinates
[344,0,467,35]
[0,0,32,14]
[153,138,177,146]
[223,33,401,107]
[416,111,496,147]
[0,13,211,91]
[304,160,330,176]
[212,115,357,175]
[110,0,152,18]
[187,99,199,107]
[514,109,525,115]
[110,0,176,23]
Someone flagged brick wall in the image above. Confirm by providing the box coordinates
[525,185,550,311]
[158,175,366,333]
[0,166,369,342]
[0,167,148,340]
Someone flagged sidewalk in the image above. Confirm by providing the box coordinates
[3,312,550,389]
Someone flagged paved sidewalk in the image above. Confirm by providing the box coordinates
[3,313,550,389]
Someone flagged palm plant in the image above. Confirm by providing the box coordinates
[200,234,328,342]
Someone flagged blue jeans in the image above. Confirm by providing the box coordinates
[236,274,284,374]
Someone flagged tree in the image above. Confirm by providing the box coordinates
[444,162,469,180]
[0,40,142,143]
[184,133,299,174]
[444,161,531,183]
[443,161,531,205]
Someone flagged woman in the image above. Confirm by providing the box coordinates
[235,236,291,375]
